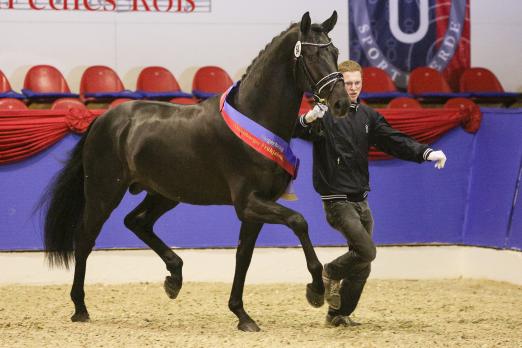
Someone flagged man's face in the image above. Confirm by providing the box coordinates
[343,70,362,103]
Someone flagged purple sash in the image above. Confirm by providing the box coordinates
[220,83,299,178]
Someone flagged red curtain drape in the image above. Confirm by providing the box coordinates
[0,106,481,165]
[0,108,104,164]
[369,106,481,159]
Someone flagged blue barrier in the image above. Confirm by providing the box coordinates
[1,108,521,251]
[370,127,474,245]
[463,109,522,249]
[508,175,522,249]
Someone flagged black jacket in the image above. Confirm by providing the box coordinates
[295,103,432,201]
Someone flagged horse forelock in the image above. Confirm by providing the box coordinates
[311,23,324,33]
[311,24,333,43]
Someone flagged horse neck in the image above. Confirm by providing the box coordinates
[233,31,302,141]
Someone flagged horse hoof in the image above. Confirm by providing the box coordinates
[238,320,261,332]
[71,312,90,322]
[306,283,324,308]
[164,275,182,299]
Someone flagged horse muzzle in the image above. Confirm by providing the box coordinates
[327,84,350,117]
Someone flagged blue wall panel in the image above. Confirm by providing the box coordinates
[462,109,522,248]
[1,135,80,250]
[1,109,522,251]
[370,127,474,245]
[506,156,522,251]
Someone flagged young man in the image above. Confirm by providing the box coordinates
[296,60,446,327]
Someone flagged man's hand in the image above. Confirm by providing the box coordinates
[427,150,447,169]
[304,104,328,124]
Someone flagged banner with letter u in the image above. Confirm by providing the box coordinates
[349,0,470,90]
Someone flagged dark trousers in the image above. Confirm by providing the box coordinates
[323,199,376,317]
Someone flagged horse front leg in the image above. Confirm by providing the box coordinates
[234,194,325,321]
[228,222,262,332]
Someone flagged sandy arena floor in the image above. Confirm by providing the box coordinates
[0,279,521,347]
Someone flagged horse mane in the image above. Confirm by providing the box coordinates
[240,23,297,81]
[240,22,326,82]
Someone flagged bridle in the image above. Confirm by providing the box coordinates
[293,37,344,103]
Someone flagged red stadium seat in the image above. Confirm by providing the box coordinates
[0,70,24,99]
[459,67,504,93]
[51,98,87,111]
[387,97,422,109]
[362,67,397,93]
[0,98,28,110]
[408,67,452,95]
[22,65,79,103]
[80,66,141,103]
[360,67,409,103]
[459,67,518,106]
[444,97,476,110]
[192,66,233,100]
[23,65,73,94]
[137,66,194,101]
[137,66,181,92]
[0,70,12,93]
[80,65,124,95]
[407,67,467,103]
[109,98,133,109]
[170,97,198,105]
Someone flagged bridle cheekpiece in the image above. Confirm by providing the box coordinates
[294,38,344,103]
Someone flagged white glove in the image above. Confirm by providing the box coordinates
[304,104,328,124]
[427,150,447,169]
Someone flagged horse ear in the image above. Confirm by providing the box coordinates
[300,12,311,34]
[321,10,338,33]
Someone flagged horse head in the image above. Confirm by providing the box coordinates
[295,11,349,117]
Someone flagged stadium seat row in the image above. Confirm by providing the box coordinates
[0,93,478,115]
[0,65,313,114]
[1,65,517,112]
[362,66,520,106]
[0,65,234,106]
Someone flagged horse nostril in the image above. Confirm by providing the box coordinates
[333,99,348,116]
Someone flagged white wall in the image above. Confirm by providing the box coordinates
[0,0,521,93]
[0,0,348,93]
[470,0,522,92]
[2,246,522,285]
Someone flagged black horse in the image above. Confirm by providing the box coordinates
[41,11,349,332]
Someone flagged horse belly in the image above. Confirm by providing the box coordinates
[131,147,232,205]
[123,103,238,205]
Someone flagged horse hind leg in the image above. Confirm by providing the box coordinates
[124,193,183,299]
[70,172,128,322]
[228,222,263,332]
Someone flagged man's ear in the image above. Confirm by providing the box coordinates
[300,12,311,34]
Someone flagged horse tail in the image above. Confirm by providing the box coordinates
[40,129,90,269]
